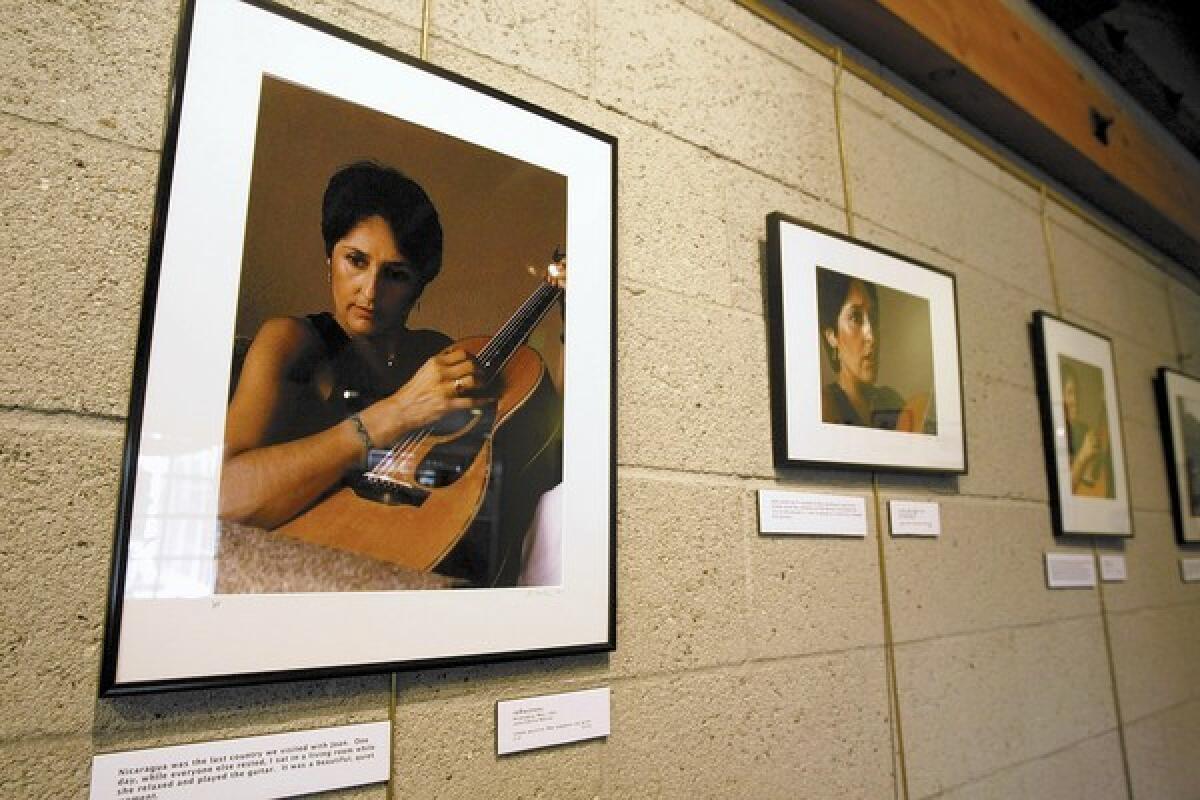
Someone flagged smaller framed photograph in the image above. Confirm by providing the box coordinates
[764,213,966,473]
[1155,368,1200,543]
[1031,312,1132,537]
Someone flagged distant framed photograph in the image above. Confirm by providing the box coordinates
[99,0,615,695]
[1031,312,1132,537]
[764,213,966,473]
[1156,368,1200,543]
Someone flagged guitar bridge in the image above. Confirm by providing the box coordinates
[350,472,430,506]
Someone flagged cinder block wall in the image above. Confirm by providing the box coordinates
[3,1,1199,797]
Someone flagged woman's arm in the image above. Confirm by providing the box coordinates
[218,318,489,529]
[1069,428,1099,492]
[218,318,366,528]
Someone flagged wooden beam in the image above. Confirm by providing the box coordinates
[779,0,1200,272]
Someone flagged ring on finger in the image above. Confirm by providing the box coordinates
[453,376,466,395]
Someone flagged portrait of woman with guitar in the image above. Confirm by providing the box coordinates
[217,161,565,589]
[1060,359,1115,498]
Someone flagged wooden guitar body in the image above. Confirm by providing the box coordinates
[275,336,559,583]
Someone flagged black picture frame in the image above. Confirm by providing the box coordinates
[1031,311,1132,537]
[1155,367,1200,544]
[765,213,967,473]
[99,0,616,696]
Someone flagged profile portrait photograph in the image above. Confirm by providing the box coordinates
[766,214,965,473]
[1058,355,1115,499]
[1031,311,1131,537]
[815,265,936,434]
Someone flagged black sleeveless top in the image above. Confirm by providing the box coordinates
[304,311,451,414]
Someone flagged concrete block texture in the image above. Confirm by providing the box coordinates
[1107,603,1200,723]
[1050,220,1175,353]
[594,0,843,206]
[883,496,1099,643]
[1101,511,1198,614]
[747,491,885,658]
[616,283,774,477]
[393,688,604,799]
[0,0,177,149]
[611,474,749,675]
[0,415,125,737]
[927,730,1127,800]
[1124,698,1200,800]
[426,0,591,94]
[601,654,894,799]
[0,116,156,416]
[1168,280,1200,372]
[957,375,1051,503]
[896,617,1118,798]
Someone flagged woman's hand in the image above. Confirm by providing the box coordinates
[364,347,491,443]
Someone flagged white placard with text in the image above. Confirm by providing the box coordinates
[497,687,610,755]
[1045,553,1097,589]
[757,490,868,537]
[1099,554,1127,582]
[888,501,942,537]
[90,721,389,800]
[1182,558,1200,583]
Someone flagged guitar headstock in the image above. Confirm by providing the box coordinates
[529,247,567,290]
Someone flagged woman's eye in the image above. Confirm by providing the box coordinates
[346,252,367,268]
[385,266,413,282]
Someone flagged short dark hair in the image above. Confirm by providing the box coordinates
[816,266,879,369]
[321,161,443,284]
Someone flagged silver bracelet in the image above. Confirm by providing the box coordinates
[347,413,375,462]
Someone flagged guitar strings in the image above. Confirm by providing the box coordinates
[365,281,563,483]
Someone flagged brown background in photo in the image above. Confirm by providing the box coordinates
[816,269,936,409]
[235,75,567,388]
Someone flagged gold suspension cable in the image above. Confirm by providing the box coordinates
[1040,136,1135,800]
[833,49,908,799]
[420,0,432,61]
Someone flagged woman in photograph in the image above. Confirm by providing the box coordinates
[817,268,927,431]
[1061,362,1112,497]
[218,160,562,585]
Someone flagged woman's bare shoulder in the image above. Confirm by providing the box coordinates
[243,316,326,379]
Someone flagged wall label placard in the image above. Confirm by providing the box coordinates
[1181,558,1200,583]
[497,687,610,755]
[888,501,941,536]
[757,490,868,537]
[89,721,389,800]
[1099,554,1127,582]
[1045,553,1097,588]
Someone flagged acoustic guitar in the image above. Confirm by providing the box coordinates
[276,256,565,585]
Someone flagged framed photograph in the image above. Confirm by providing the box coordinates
[1031,312,1132,536]
[764,213,966,473]
[1156,368,1200,543]
[100,0,616,695]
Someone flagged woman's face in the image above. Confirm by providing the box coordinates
[1063,376,1078,424]
[824,279,878,386]
[330,215,423,337]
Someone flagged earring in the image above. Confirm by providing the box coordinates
[325,258,331,284]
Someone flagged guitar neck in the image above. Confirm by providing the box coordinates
[477,282,562,380]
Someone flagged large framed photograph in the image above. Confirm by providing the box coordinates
[764,214,966,472]
[1156,368,1200,543]
[100,0,615,695]
[1031,312,1132,537]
